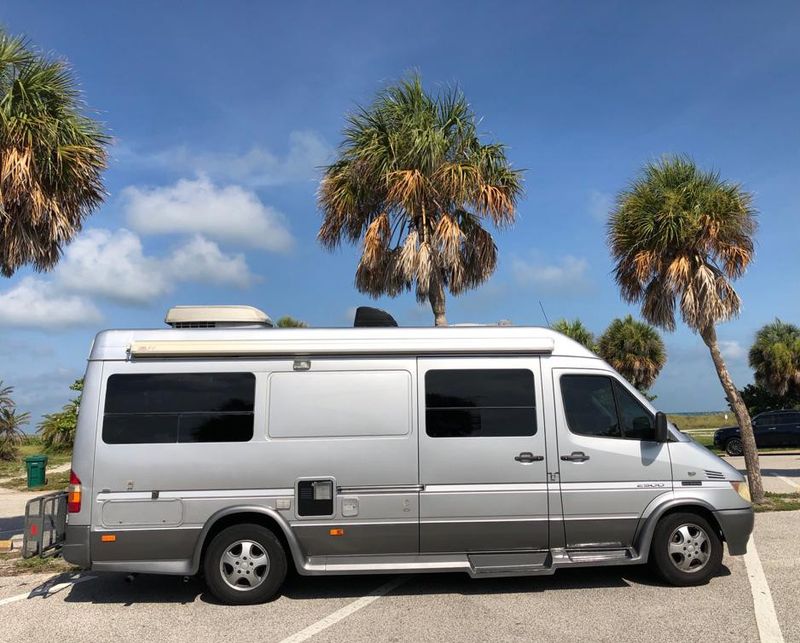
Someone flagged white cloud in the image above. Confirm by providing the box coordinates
[512,255,590,293]
[123,176,293,252]
[0,277,102,329]
[57,229,171,304]
[720,340,746,361]
[56,228,254,306]
[589,190,613,222]
[121,130,333,187]
[168,235,252,288]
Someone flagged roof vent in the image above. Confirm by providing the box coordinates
[165,305,273,329]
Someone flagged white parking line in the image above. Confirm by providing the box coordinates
[0,574,96,607]
[743,535,784,643]
[278,576,407,643]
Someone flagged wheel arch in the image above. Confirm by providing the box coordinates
[190,506,305,575]
[634,497,724,562]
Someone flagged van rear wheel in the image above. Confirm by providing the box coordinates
[204,523,287,605]
[650,512,722,586]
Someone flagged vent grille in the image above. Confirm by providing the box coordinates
[705,470,725,480]
[172,321,217,328]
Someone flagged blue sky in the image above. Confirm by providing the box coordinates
[1,1,798,422]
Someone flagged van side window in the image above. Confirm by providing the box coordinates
[560,374,654,441]
[560,375,620,438]
[613,381,654,440]
[103,373,255,444]
[425,369,536,438]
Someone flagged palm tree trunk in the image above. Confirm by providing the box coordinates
[428,280,448,327]
[700,324,764,504]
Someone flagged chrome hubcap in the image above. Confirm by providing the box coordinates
[219,540,270,591]
[668,523,711,573]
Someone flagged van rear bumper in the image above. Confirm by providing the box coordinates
[714,507,754,555]
[62,525,90,568]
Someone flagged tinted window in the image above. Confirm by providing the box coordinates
[561,375,620,438]
[774,413,799,426]
[425,369,536,438]
[103,373,255,444]
[614,381,654,440]
[754,413,775,427]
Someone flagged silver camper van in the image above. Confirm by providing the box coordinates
[62,305,754,605]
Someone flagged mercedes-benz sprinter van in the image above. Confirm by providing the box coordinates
[62,306,754,605]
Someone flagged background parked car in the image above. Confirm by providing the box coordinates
[714,410,800,455]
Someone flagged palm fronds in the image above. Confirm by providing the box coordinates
[0,28,108,277]
[598,315,666,391]
[318,73,523,324]
[608,156,756,333]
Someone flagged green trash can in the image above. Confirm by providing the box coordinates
[25,455,48,489]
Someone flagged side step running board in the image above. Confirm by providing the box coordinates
[468,552,554,577]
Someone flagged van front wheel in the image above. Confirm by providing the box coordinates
[204,524,287,605]
[650,512,722,586]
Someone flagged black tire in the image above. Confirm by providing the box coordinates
[650,512,722,586]
[725,438,744,456]
[203,523,287,605]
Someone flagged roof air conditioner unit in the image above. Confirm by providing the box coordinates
[165,305,273,329]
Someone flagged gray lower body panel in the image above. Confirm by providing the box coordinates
[421,519,548,552]
[563,517,639,549]
[62,525,91,568]
[90,527,200,562]
[293,523,417,556]
[715,507,754,555]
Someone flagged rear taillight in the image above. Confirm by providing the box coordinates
[68,469,82,513]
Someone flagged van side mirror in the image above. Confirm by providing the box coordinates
[654,412,669,443]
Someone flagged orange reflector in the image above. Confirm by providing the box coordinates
[329,528,344,537]
[101,534,117,542]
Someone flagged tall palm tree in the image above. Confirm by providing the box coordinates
[0,29,108,277]
[608,156,763,502]
[318,74,523,326]
[552,318,596,352]
[748,319,800,397]
[598,315,666,393]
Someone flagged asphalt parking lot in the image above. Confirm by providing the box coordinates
[1,510,797,643]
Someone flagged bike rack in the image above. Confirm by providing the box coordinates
[22,491,68,558]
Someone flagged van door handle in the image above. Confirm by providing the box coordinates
[561,451,590,463]
[515,452,544,463]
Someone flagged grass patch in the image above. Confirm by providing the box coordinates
[2,470,71,492]
[0,440,72,480]
[0,553,78,576]
[667,412,731,432]
[754,492,800,513]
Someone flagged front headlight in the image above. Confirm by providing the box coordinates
[730,481,751,502]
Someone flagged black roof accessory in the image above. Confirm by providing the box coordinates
[354,306,398,328]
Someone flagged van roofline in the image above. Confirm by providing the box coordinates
[87,326,598,361]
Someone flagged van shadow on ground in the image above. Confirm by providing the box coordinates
[0,515,23,539]
[54,564,731,606]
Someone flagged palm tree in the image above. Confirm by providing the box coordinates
[0,381,29,460]
[318,74,523,326]
[598,315,666,393]
[38,378,83,450]
[276,316,309,328]
[748,320,800,397]
[608,156,763,502]
[552,318,596,352]
[0,29,108,277]
[0,382,12,408]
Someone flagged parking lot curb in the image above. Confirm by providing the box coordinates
[0,539,13,553]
